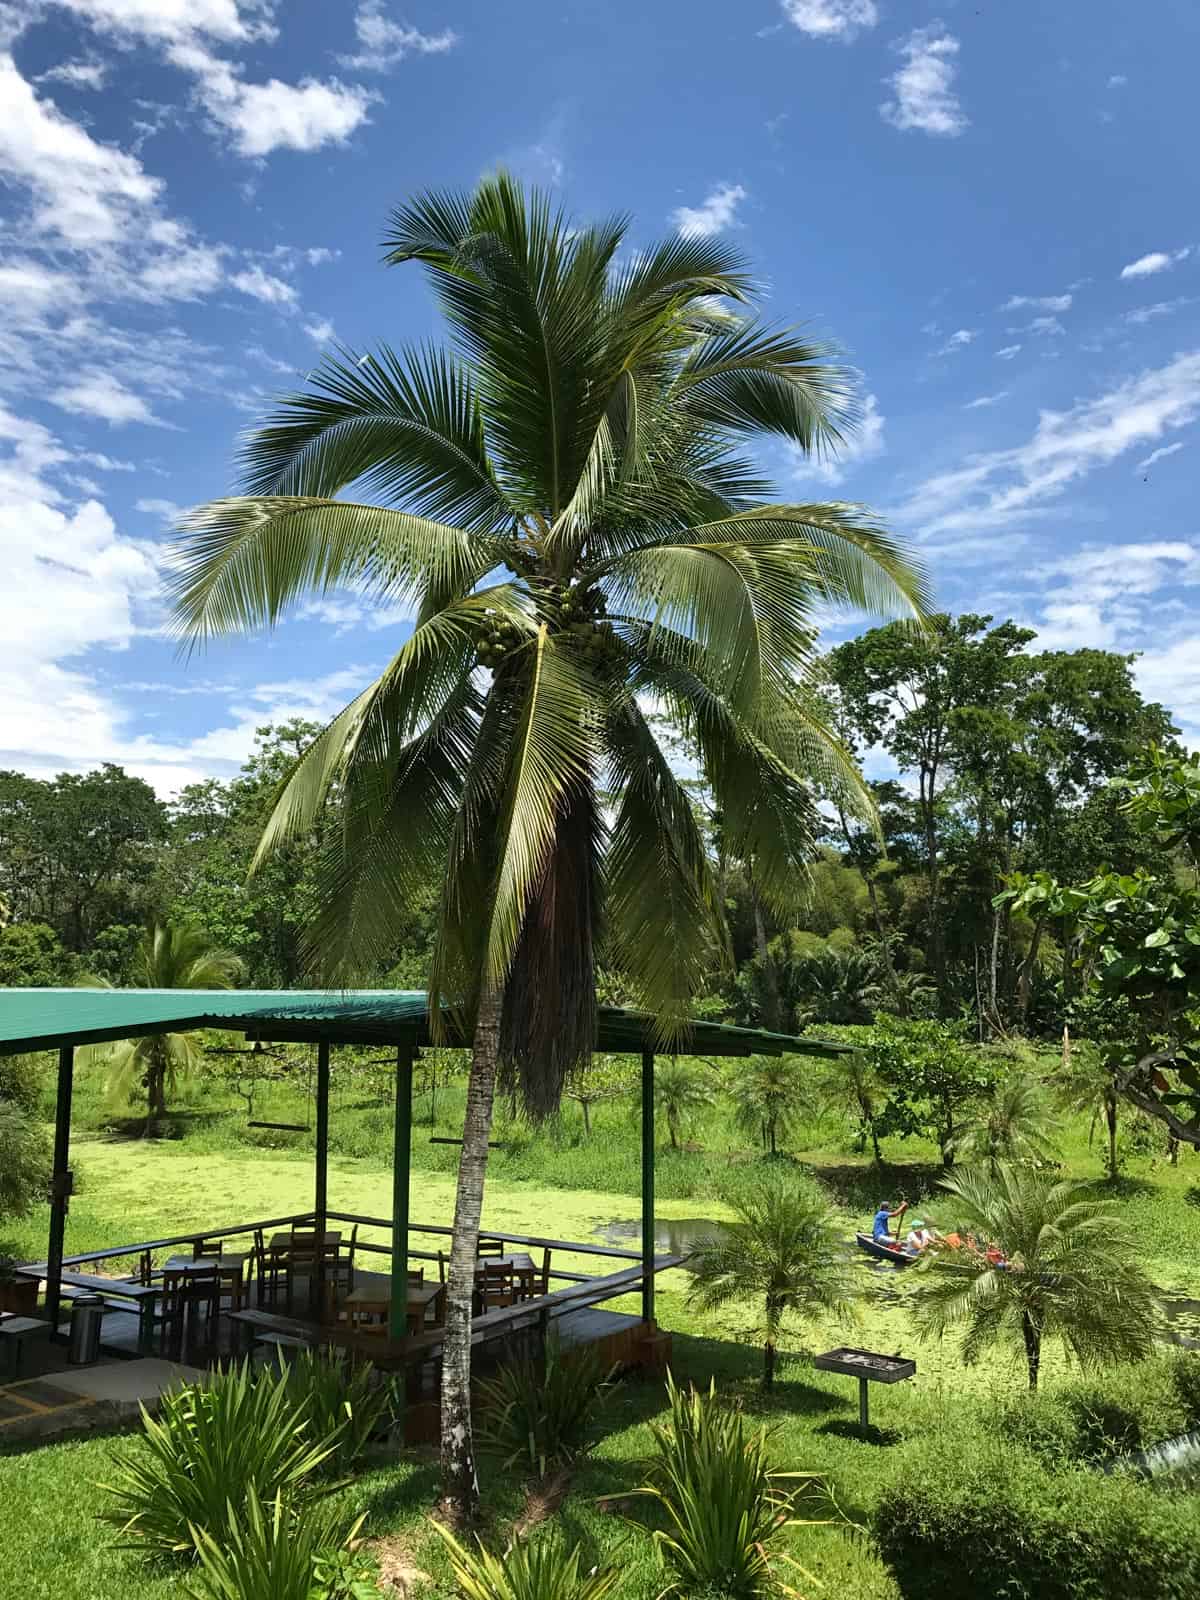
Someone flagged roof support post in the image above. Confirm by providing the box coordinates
[641,1047,655,1325]
[389,1044,414,1344]
[45,1043,75,1339]
[314,1039,330,1232]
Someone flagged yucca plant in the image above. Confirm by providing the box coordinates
[476,1333,612,1478]
[275,1348,391,1473]
[434,1524,619,1600]
[185,1487,376,1600]
[631,1375,826,1598]
[100,1361,341,1556]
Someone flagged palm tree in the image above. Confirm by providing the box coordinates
[816,1049,885,1164]
[948,1073,1058,1172]
[689,1175,855,1387]
[653,1059,713,1151]
[81,923,241,1128]
[729,1054,810,1156]
[910,1163,1160,1390]
[1059,1044,1121,1182]
[169,175,928,1517]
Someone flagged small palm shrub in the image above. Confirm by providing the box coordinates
[186,1487,376,1600]
[477,1334,612,1478]
[100,1361,341,1555]
[631,1375,826,1598]
[275,1348,391,1472]
[434,1524,618,1600]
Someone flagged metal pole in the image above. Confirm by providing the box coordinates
[314,1040,330,1231]
[859,1375,870,1429]
[641,1047,655,1325]
[389,1044,414,1343]
[45,1044,75,1338]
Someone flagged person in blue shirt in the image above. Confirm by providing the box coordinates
[872,1201,907,1244]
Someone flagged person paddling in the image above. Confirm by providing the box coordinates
[872,1199,908,1244]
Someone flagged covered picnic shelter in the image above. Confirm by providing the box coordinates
[0,989,851,1359]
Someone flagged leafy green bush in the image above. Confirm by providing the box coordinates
[100,1361,340,1556]
[477,1333,612,1478]
[275,1348,391,1473]
[1170,1351,1200,1425]
[434,1524,618,1600]
[873,1436,1200,1600]
[631,1376,825,1599]
[185,1486,375,1600]
[991,1360,1190,1466]
[0,1101,51,1222]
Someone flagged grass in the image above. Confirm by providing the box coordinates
[2,1048,1200,1599]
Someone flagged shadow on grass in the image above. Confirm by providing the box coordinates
[1091,1174,1158,1200]
[815,1418,902,1448]
[97,1110,230,1143]
[800,1161,946,1212]
[356,1452,441,1524]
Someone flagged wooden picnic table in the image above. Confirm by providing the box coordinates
[16,1266,161,1353]
[267,1230,341,1254]
[341,1278,445,1336]
[163,1254,247,1312]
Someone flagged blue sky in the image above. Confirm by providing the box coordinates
[2,0,1199,795]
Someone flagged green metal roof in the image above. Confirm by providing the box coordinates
[0,988,850,1059]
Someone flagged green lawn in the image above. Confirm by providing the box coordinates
[3,1078,1200,1600]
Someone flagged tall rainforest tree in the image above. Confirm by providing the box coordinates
[81,923,241,1127]
[169,176,928,1519]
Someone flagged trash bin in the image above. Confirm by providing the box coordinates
[67,1293,104,1365]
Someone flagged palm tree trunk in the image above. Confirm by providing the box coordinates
[147,1052,167,1132]
[668,1113,679,1152]
[763,1300,780,1389]
[1106,1094,1119,1182]
[439,981,502,1525]
[1022,1311,1042,1391]
[752,887,782,1033]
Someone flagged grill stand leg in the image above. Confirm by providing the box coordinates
[859,1375,870,1429]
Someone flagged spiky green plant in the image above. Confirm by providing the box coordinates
[81,922,241,1124]
[274,1348,391,1473]
[631,1375,826,1598]
[652,1059,714,1151]
[99,1361,340,1556]
[185,1487,375,1600]
[688,1176,855,1387]
[728,1054,811,1156]
[169,173,928,1518]
[910,1163,1162,1390]
[434,1524,619,1600]
[476,1333,612,1479]
[948,1072,1059,1171]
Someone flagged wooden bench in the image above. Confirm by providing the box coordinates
[19,1267,161,1353]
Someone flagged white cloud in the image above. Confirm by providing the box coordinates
[0,52,160,246]
[1002,292,1072,312]
[964,392,1007,410]
[1120,248,1191,280]
[938,327,976,354]
[338,1,458,70]
[1024,314,1065,337]
[1108,74,1127,88]
[305,247,337,266]
[672,182,747,238]
[51,370,163,425]
[230,263,297,306]
[303,317,336,345]
[35,58,108,90]
[139,242,225,300]
[135,496,183,521]
[80,450,136,471]
[1136,442,1185,472]
[792,391,885,484]
[1126,298,1192,325]
[881,24,967,138]
[903,350,1200,547]
[996,344,1022,360]
[780,0,878,40]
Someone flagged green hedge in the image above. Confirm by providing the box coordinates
[989,1356,1199,1466]
[873,1436,1200,1600]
